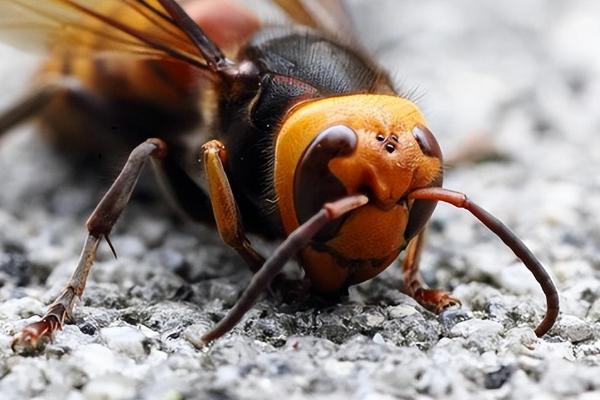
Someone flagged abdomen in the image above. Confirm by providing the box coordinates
[33,1,245,161]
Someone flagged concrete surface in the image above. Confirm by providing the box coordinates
[0,1,599,399]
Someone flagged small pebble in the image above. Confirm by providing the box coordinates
[101,326,148,359]
[553,315,594,343]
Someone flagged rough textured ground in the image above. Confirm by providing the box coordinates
[1,1,600,399]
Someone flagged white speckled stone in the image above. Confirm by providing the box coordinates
[450,319,504,338]
[553,315,594,343]
[101,326,148,359]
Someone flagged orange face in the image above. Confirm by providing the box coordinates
[274,95,443,293]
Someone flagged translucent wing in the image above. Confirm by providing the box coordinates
[271,0,359,44]
[0,0,208,70]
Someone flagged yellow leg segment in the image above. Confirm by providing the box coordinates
[202,140,265,271]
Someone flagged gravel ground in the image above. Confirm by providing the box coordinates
[1,1,600,399]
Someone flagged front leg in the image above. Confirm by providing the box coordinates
[402,231,461,313]
[201,140,265,271]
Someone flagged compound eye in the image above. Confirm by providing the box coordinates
[294,125,358,241]
[412,125,443,161]
[404,125,444,241]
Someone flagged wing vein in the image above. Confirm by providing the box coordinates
[0,0,214,74]
[62,0,208,70]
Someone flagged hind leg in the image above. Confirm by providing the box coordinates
[0,83,61,135]
[402,231,461,313]
[0,79,96,136]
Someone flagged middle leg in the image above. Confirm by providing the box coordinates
[12,138,167,353]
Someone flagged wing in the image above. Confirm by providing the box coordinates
[271,0,360,45]
[0,0,235,76]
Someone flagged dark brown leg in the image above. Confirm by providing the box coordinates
[11,138,167,354]
[201,139,265,271]
[0,80,81,135]
[200,194,368,344]
[402,231,461,313]
[408,187,559,337]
